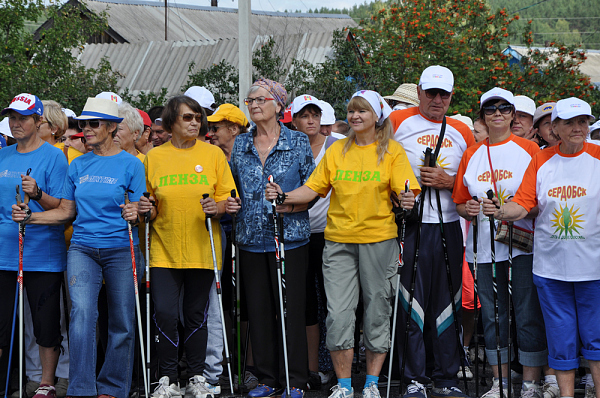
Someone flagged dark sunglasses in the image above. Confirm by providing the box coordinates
[78,120,105,129]
[180,113,203,123]
[208,125,222,133]
[425,89,451,100]
[483,103,513,116]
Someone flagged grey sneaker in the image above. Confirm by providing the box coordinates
[585,385,596,398]
[520,383,542,398]
[404,381,427,398]
[431,386,470,398]
[482,378,509,398]
[363,382,381,398]
[541,382,559,398]
[12,380,40,398]
[54,378,68,398]
[187,375,214,398]
[152,376,182,398]
[328,384,354,398]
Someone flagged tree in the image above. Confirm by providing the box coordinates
[0,0,121,113]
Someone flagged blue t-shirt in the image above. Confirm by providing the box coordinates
[63,151,146,248]
[0,142,68,272]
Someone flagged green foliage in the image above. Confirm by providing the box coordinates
[121,87,169,111]
[184,60,239,106]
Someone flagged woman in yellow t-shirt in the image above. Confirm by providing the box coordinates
[38,100,83,163]
[265,90,420,398]
[137,95,237,397]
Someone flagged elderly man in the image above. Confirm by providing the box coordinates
[389,65,475,398]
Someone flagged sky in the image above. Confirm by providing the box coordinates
[199,0,365,13]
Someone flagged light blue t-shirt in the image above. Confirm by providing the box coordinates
[63,150,146,248]
[0,142,68,272]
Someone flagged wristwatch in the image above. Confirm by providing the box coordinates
[31,185,43,201]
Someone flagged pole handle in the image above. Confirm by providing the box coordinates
[143,192,152,222]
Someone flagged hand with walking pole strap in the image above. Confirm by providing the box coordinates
[230,189,244,393]
[386,180,410,398]
[486,189,504,398]
[123,190,149,398]
[203,193,235,394]
[267,175,291,397]
[143,192,154,394]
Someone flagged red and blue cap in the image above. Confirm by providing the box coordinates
[1,93,44,116]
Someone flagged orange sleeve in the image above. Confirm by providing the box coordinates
[513,148,554,211]
[389,107,419,132]
[452,144,480,204]
[513,135,541,157]
[447,117,476,148]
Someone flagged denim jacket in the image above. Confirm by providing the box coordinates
[230,123,315,253]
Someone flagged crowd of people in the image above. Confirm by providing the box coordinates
[1,63,599,398]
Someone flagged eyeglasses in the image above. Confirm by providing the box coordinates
[244,97,274,106]
[208,125,223,133]
[424,89,451,100]
[180,113,203,123]
[40,120,52,127]
[483,104,514,116]
[78,120,105,129]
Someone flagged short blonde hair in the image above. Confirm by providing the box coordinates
[118,102,144,142]
[42,100,68,139]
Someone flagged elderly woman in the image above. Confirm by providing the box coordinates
[137,95,236,398]
[13,97,146,398]
[116,102,146,161]
[454,88,547,398]
[482,97,600,398]
[206,103,249,161]
[0,94,68,398]
[38,100,83,163]
[264,90,419,398]
[225,78,314,398]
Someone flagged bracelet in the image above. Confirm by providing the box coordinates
[30,185,43,201]
[275,192,287,205]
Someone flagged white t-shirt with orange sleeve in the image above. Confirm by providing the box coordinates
[513,142,600,281]
[305,138,420,244]
[453,135,540,263]
[390,108,475,224]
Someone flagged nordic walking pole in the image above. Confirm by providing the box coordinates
[472,196,480,398]
[16,168,30,398]
[143,192,153,393]
[3,285,18,398]
[487,189,504,398]
[387,180,410,398]
[507,220,513,398]
[267,176,291,397]
[124,191,149,398]
[230,189,243,393]
[433,171,469,394]
[399,148,431,395]
[203,193,235,394]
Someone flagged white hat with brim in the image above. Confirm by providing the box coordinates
[551,97,595,122]
[590,120,600,133]
[0,117,12,138]
[291,94,323,116]
[383,83,419,107]
[95,91,123,105]
[185,86,216,111]
[318,100,336,125]
[514,95,536,117]
[75,98,123,122]
[480,87,515,109]
[419,65,454,92]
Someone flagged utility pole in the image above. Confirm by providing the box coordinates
[239,0,252,119]
[164,0,168,40]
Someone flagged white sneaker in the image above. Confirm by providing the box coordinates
[152,376,182,398]
[541,382,559,398]
[585,385,596,398]
[203,381,221,396]
[363,382,381,398]
[457,366,474,380]
[329,384,354,398]
[482,378,510,398]
[520,383,542,398]
[187,375,214,398]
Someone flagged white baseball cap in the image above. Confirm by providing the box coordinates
[551,98,595,122]
[62,108,76,118]
[514,95,536,117]
[419,65,454,92]
[590,120,600,134]
[95,91,123,105]
[184,86,216,111]
[0,117,12,138]
[318,100,336,125]
[291,94,323,116]
[480,87,515,109]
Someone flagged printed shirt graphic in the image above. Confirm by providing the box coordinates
[390,107,475,223]
[0,143,68,272]
[513,143,600,281]
[305,138,420,244]
[453,135,540,263]
[144,140,237,270]
[63,151,146,248]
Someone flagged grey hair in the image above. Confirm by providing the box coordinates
[118,102,144,142]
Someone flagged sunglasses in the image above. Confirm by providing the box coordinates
[483,103,513,116]
[180,113,203,123]
[424,89,451,100]
[244,97,274,106]
[78,120,105,129]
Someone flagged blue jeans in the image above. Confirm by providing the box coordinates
[67,243,142,398]
[475,254,548,367]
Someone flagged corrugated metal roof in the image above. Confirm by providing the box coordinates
[84,0,357,43]
[77,31,338,97]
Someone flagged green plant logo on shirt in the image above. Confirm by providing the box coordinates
[550,202,585,240]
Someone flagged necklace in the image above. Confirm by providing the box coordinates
[255,133,278,159]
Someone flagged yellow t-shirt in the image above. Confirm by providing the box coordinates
[136,151,145,162]
[54,142,83,164]
[305,138,420,244]
[144,140,237,269]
